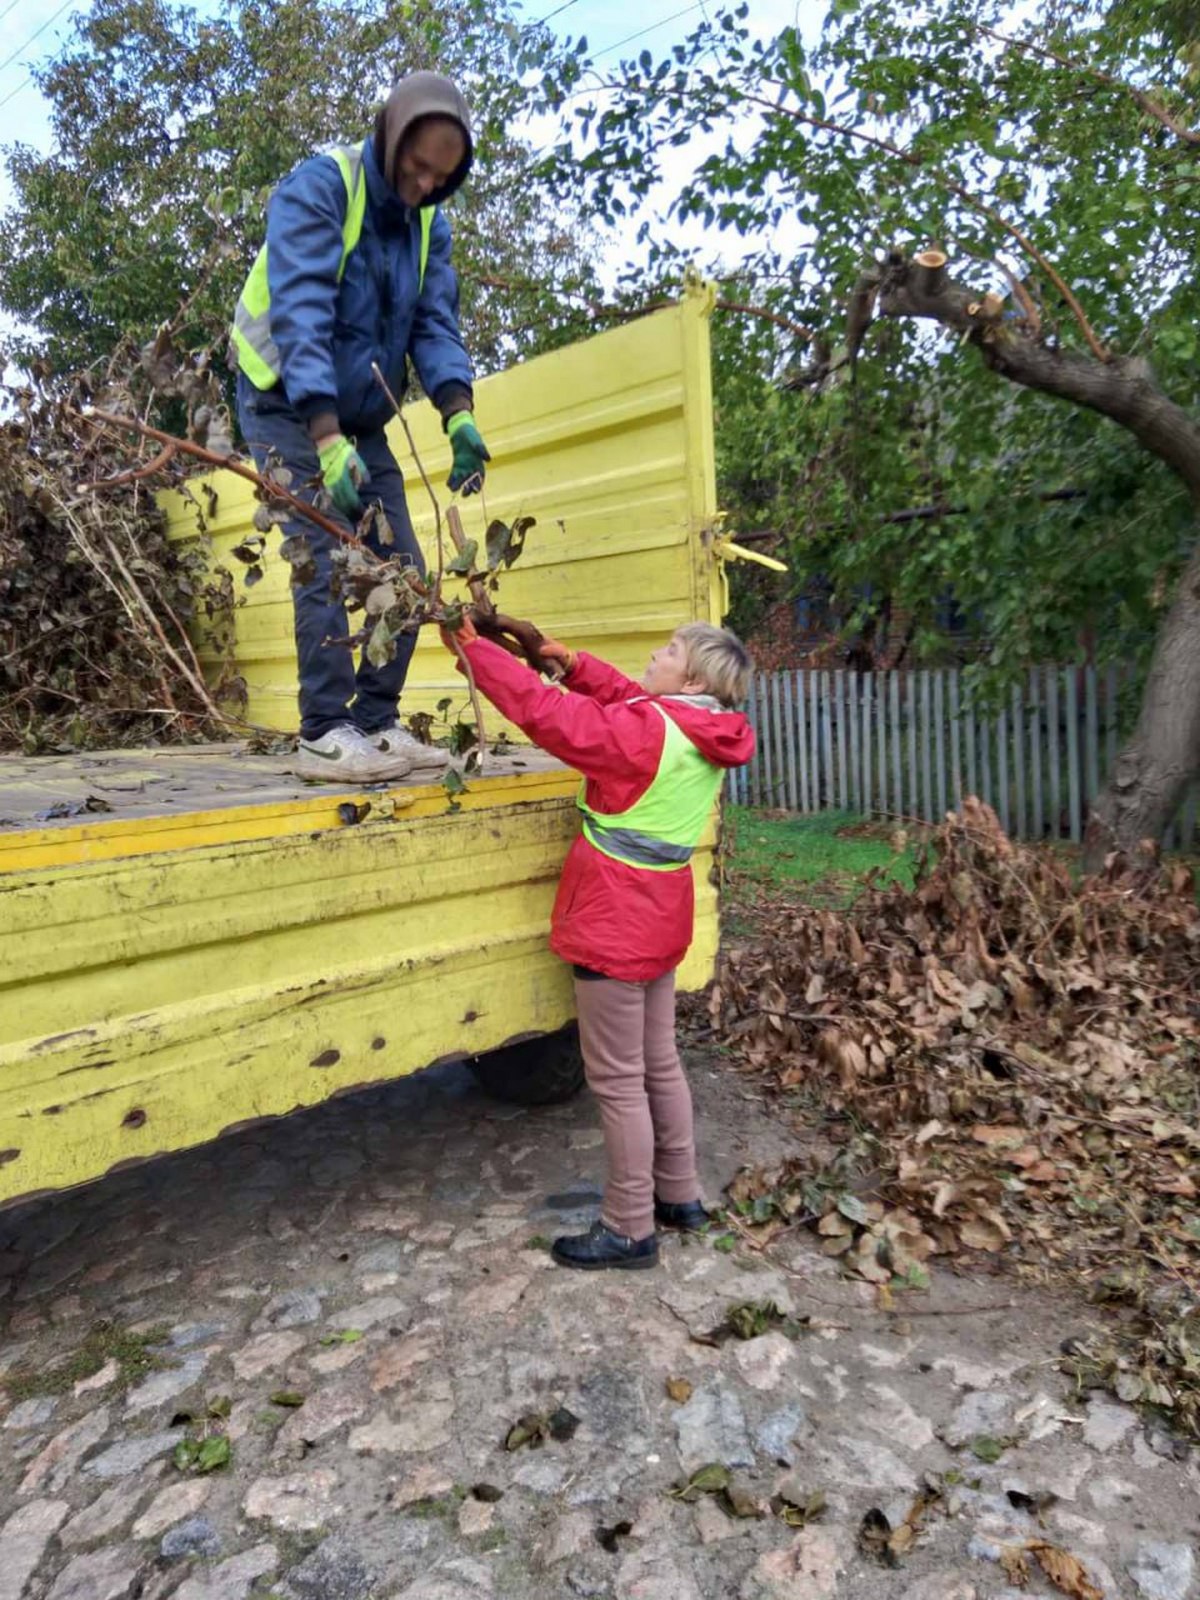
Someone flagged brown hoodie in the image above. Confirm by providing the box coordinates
[373,72,474,204]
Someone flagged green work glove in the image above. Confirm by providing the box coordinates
[317,433,369,518]
[447,411,491,496]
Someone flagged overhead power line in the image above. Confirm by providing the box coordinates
[0,71,31,109]
[529,0,581,25]
[594,1,709,60]
[0,0,77,77]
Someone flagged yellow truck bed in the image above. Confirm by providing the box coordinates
[0,282,731,1208]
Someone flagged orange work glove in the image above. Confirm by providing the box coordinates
[535,635,575,675]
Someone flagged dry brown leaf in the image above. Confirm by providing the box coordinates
[1028,1539,1104,1600]
[971,1124,1027,1148]
[958,1216,1008,1252]
[1001,1545,1032,1586]
[666,1377,693,1404]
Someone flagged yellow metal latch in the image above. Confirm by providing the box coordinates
[712,533,789,573]
[706,518,788,620]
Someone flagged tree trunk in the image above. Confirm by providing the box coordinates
[1084,528,1200,867]
[878,257,1200,865]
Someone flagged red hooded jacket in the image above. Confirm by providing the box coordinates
[460,637,755,982]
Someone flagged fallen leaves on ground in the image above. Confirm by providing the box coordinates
[669,1463,767,1520]
[707,799,1200,1437]
[857,1486,944,1565]
[772,1485,826,1528]
[1028,1539,1105,1600]
[692,1299,810,1348]
[503,1406,579,1451]
[172,1396,234,1474]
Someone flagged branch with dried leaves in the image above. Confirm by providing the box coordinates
[75,396,562,776]
[79,407,374,557]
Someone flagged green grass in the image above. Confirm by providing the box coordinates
[723,807,916,922]
[4,1320,172,1401]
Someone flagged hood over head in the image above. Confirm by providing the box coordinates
[373,71,473,205]
[653,695,756,770]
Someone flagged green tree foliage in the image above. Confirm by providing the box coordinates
[0,0,599,379]
[540,0,1200,854]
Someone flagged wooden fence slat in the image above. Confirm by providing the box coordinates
[1012,682,1027,840]
[847,672,860,813]
[862,674,874,817]
[773,672,786,807]
[1085,664,1100,808]
[964,682,978,802]
[1030,669,1044,841]
[891,673,903,819]
[877,673,889,816]
[1066,668,1082,844]
[920,671,933,823]
[933,670,947,821]
[745,675,759,805]
[1105,664,1119,782]
[1047,667,1061,840]
[822,671,835,812]
[758,674,770,805]
[949,670,962,809]
[907,672,919,821]
[800,668,809,812]
[835,671,849,811]
[782,672,798,811]
[809,670,821,810]
[997,704,1010,833]
[980,703,993,816]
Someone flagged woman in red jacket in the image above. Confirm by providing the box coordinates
[443,619,755,1270]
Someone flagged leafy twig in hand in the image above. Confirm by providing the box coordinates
[449,629,487,764]
[370,362,445,600]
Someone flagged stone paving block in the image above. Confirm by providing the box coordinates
[0,1499,70,1600]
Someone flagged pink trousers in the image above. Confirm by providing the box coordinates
[573,971,700,1240]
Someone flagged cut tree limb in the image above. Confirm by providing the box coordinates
[875,252,1200,862]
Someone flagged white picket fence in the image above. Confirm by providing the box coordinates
[729,665,1199,850]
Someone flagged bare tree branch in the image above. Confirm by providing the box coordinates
[745,88,1109,362]
[78,407,381,559]
[982,25,1200,149]
[876,254,1200,499]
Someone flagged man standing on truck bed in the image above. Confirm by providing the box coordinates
[232,72,491,783]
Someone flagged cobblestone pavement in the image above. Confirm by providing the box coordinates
[1,1054,1197,1600]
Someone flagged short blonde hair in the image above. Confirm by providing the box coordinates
[675,623,751,707]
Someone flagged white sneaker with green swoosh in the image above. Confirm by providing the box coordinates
[294,723,414,783]
[369,722,451,771]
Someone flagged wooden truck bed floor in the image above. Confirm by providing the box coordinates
[0,742,571,873]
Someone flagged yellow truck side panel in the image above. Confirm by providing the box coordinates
[0,803,718,1200]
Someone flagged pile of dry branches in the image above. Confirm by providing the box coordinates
[0,377,237,754]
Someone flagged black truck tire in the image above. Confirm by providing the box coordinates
[469,1023,587,1106]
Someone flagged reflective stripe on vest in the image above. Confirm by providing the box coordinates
[231,144,436,391]
[578,704,725,873]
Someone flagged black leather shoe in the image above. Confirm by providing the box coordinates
[654,1197,711,1233]
[551,1220,659,1271]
